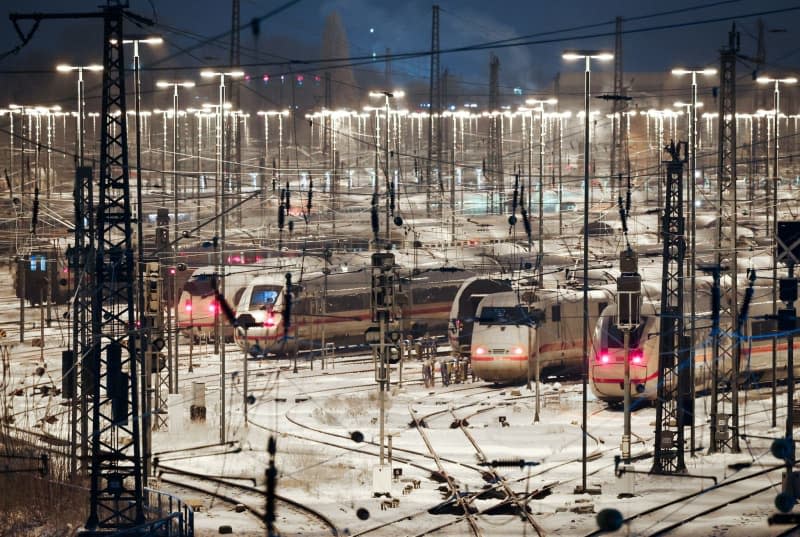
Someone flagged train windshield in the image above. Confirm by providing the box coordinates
[478,306,529,325]
[250,285,281,308]
[603,316,647,348]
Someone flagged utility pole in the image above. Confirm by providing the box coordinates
[776,221,800,507]
[230,0,241,226]
[617,249,641,464]
[369,252,396,495]
[488,55,502,214]
[610,16,625,191]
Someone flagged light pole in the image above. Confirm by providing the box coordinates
[525,98,557,289]
[562,49,613,494]
[157,80,194,396]
[200,69,244,445]
[114,35,161,483]
[56,64,103,167]
[672,66,715,455]
[369,90,405,245]
[671,73,716,422]
[757,76,797,432]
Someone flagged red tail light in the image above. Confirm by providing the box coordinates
[184,301,192,313]
[208,302,217,314]
[264,314,276,328]
[597,350,610,364]
[630,350,643,364]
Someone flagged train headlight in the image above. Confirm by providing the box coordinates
[474,346,486,356]
[630,350,643,364]
[511,346,524,356]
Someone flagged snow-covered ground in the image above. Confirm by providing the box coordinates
[3,279,796,537]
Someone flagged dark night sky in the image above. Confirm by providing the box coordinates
[1,0,799,106]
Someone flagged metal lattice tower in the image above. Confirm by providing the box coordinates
[86,4,144,530]
[71,166,94,477]
[652,142,688,474]
[426,4,441,215]
[709,25,740,454]
[487,54,503,214]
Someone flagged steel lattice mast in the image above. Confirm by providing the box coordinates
[487,55,503,214]
[709,25,740,454]
[426,4,441,216]
[86,3,144,529]
[652,141,688,474]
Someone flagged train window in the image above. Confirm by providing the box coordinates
[479,306,529,325]
[233,288,246,307]
[605,318,647,348]
[294,298,312,316]
[751,319,777,337]
[250,285,281,308]
[551,304,561,322]
[327,292,369,313]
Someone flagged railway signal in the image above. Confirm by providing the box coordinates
[370,252,396,496]
[617,248,641,467]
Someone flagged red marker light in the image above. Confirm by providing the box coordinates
[208,302,217,314]
[184,301,192,313]
[264,314,276,328]
[597,350,610,364]
[630,350,643,364]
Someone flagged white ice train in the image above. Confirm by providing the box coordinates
[176,257,326,341]
[470,286,615,383]
[233,264,478,356]
[448,277,514,358]
[590,284,800,403]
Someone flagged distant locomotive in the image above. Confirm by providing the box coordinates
[15,247,71,306]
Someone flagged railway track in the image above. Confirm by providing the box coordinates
[158,462,339,536]
[449,406,546,535]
